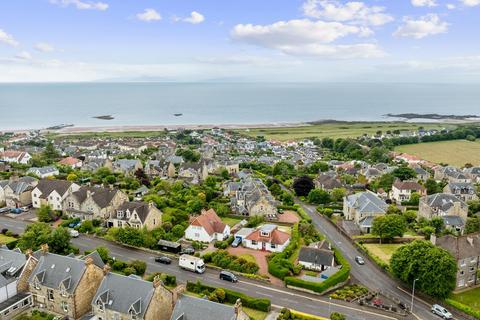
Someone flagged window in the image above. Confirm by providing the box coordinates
[470,267,475,272]
[61,301,68,313]
[47,289,54,301]
[251,240,257,245]
[271,244,276,249]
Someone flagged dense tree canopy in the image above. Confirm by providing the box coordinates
[292,176,315,197]
[372,214,407,242]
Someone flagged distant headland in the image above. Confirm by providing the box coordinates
[385,113,480,121]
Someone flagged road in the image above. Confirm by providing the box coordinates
[298,202,465,320]
[1,215,410,320]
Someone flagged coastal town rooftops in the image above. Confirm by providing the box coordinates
[423,193,468,210]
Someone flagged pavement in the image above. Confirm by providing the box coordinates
[0,214,413,320]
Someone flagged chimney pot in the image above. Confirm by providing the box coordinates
[40,244,49,254]
[103,264,111,275]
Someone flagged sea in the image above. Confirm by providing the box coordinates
[1,82,479,131]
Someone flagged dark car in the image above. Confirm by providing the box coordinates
[181,247,195,255]
[219,270,238,283]
[355,256,365,265]
[155,256,172,264]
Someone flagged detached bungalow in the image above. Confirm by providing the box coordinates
[184,209,230,243]
[243,224,290,253]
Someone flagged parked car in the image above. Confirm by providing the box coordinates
[69,221,81,228]
[355,256,365,265]
[431,304,453,319]
[155,255,172,265]
[219,270,238,283]
[231,237,242,248]
[181,247,195,255]
[9,208,23,214]
[69,229,79,238]
[0,207,10,213]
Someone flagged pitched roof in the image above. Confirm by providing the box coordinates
[58,157,81,166]
[345,191,388,214]
[298,246,334,266]
[35,179,73,198]
[0,247,28,287]
[71,186,120,208]
[93,273,155,317]
[190,209,227,236]
[245,225,290,245]
[424,193,468,211]
[393,180,425,191]
[116,201,155,223]
[171,295,236,320]
[435,233,480,260]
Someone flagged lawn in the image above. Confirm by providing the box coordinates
[238,253,256,264]
[0,234,16,245]
[243,307,267,320]
[221,216,242,227]
[395,140,480,167]
[362,243,404,265]
[450,287,480,313]
[241,122,450,141]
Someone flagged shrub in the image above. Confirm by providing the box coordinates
[445,299,480,319]
[129,260,147,275]
[203,250,259,274]
[268,223,300,279]
[123,267,136,276]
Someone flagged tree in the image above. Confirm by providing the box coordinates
[372,174,395,192]
[386,204,402,215]
[17,223,52,252]
[465,217,480,234]
[307,161,329,174]
[307,189,331,205]
[431,217,444,234]
[292,176,315,197]
[96,246,110,263]
[331,188,346,202]
[273,161,296,178]
[425,179,441,195]
[42,142,60,162]
[66,173,78,181]
[368,147,389,163]
[37,204,55,223]
[49,227,72,255]
[392,167,417,181]
[330,312,347,320]
[371,214,406,242]
[403,210,417,224]
[390,240,457,298]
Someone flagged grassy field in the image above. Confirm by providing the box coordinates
[240,122,451,141]
[450,287,480,313]
[221,216,242,227]
[363,243,404,265]
[0,234,16,245]
[395,140,480,167]
[50,130,167,140]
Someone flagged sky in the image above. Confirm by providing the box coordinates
[0,0,479,82]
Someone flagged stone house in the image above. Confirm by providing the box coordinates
[92,272,177,320]
[343,191,388,233]
[32,179,80,211]
[464,167,480,183]
[112,159,143,176]
[390,180,426,204]
[108,201,162,231]
[432,233,480,290]
[29,246,105,319]
[63,186,128,221]
[419,193,469,230]
[3,177,37,208]
[228,175,278,217]
[443,182,478,202]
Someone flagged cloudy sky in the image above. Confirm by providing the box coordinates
[0,0,479,82]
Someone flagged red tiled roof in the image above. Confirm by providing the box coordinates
[190,209,226,236]
[58,157,81,166]
[246,227,290,245]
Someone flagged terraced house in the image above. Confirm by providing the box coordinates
[29,246,105,319]
[443,182,479,203]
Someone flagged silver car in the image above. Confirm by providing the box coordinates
[431,304,453,319]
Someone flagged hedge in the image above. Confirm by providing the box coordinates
[186,281,271,312]
[268,223,301,279]
[293,204,312,223]
[285,248,350,294]
[356,242,390,272]
[446,299,480,320]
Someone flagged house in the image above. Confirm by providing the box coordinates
[58,157,83,169]
[228,175,278,217]
[27,166,59,179]
[91,271,175,320]
[0,151,31,164]
[314,173,344,191]
[29,246,105,319]
[432,233,480,290]
[171,295,249,320]
[113,159,143,176]
[419,193,469,229]
[63,186,128,221]
[343,191,388,233]
[464,167,480,183]
[109,201,162,231]
[0,247,36,320]
[390,180,426,204]
[434,166,471,183]
[3,177,37,208]
[184,209,230,243]
[411,166,430,182]
[32,179,80,211]
[243,224,290,253]
[298,240,335,272]
[444,182,478,202]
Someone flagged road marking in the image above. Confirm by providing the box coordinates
[239,280,398,320]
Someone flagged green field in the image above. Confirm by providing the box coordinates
[50,130,167,140]
[241,122,450,141]
[363,243,404,265]
[395,140,480,167]
[450,287,480,313]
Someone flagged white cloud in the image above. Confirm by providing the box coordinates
[15,51,32,60]
[461,0,480,6]
[446,4,457,9]
[0,29,19,47]
[394,14,448,39]
[196,55,302,67]
[231,19,384,58]
[183,11,205,24]
[302,0,394,26]
[35,42,55,53]
[136,9,162,22]
[411,0,437,7]
[50,0,108,11]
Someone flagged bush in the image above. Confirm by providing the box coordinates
[294,205,312,223]
[129,260,147,275]
[285,248,350,294]
[330,312,347,320]
[446,299,480,319]
[268,223,301,279]
[145,272,177,287]
[203,250,259,274]
[186,281,271,312]
[123,267,136,276]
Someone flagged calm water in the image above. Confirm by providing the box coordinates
[0,82,479,130]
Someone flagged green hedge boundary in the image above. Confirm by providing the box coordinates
[284,248,350,294]
[293,204,312,223]
[355,242,390,272]
[268,223,301,279]
[446,299,480,320]
[186,281,271,312]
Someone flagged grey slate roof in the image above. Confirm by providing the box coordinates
[345,191,388,214]
[71,186,120,209]
[424,193,468,211]
[0,247,27,287]
[116,201,153,223]
[93,273,154,317]
[171,295,236,320]
[298,246,334,266]
[36,179,73,199]
[442,215,465,228]
[435,233,480,260]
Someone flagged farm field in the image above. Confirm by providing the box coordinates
[363,243,404,265]
[395,140,480,167]
[241,122,451,141]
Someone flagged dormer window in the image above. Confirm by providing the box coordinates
[126,210,131,218]
[117,210,124,219]
[261,231,269,237]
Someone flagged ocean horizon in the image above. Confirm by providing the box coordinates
[1,82,479,131]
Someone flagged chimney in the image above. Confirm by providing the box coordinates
[234,299,243,317]
[153,275,163,288]
[430,233,437,245]
[171,284,186,306]
[467,237,474,247]
[103,264,111,275]
[85,256,94,266]
[40,244,49,254]
[25,248,33,258]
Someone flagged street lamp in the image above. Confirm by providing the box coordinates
[411,278,419,313]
